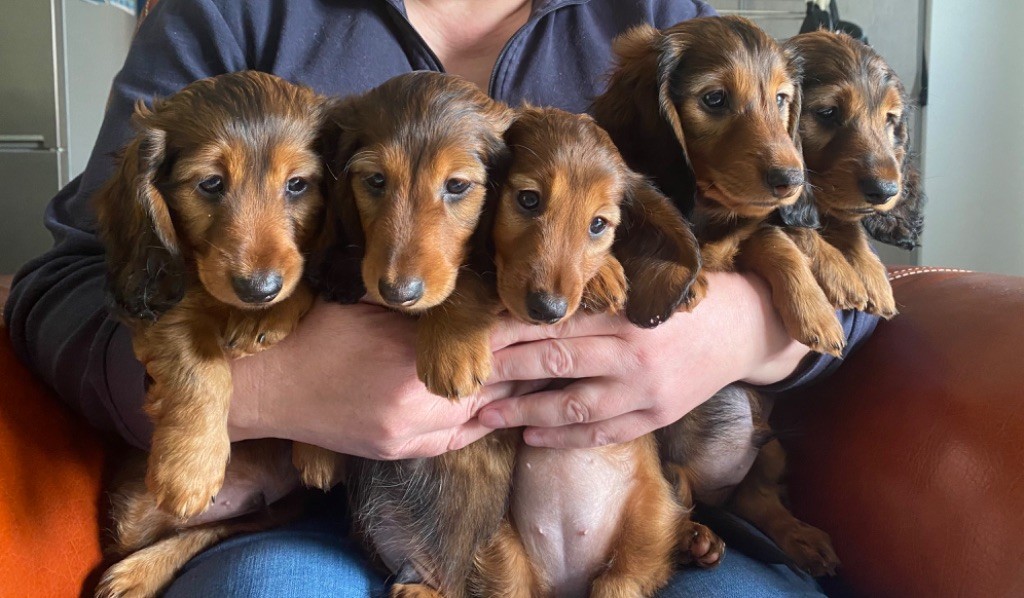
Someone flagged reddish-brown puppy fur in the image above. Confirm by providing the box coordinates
[466,107,701,597]
[94,72,338,597]
[785,31,926,317]
[312,72,521,598]
[593,16,845,356]
[593,17,842,576]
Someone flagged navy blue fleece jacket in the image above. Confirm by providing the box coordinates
[3,0,877,448]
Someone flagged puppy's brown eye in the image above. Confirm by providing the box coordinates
[589,217,608,236]
[517,190,541,212]
[444,178,471,196]
[198,175,225,197]
[286,177,308,196]
[815,107,839,123]
[702,90,727,111]
[364,173,386,193]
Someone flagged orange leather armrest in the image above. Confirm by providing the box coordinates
[0,329,106,597]
[776,269,1024,597]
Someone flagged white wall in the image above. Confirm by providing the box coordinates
[921,0,1024,276]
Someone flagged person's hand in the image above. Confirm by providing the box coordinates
[476,271,811,448]
[229,300,545,460]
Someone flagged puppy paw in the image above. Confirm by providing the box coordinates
[784,302,846,357]
[862,277,898,319]
[292,442,344,492]
[391,584,444,598]
[223,304,305,358]
[417,346,491,401]
[678,522,725,568]
[777,521,840,577]
[820,275,869,312]
[96,554,171,598]
[147,435,230,520]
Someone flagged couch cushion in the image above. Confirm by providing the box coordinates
[778,269,1024,597]
[0,328,106,597]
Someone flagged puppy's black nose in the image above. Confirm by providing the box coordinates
[232,271,283,304]
[379,277,424,306]
[767,168,805,199]
[526,292,568,324]
[859,177,900,205]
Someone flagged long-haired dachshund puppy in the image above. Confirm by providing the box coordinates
[466,106,706,598]
[592,15,845,356]
[784,30,926,317]
[94,71,336,597]
[313,71,520,598]
[592,17,842,576]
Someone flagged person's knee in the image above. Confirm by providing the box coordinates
[165,528,380,598]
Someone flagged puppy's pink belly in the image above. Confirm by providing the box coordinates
[512,446,635,598]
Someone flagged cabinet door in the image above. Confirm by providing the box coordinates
[0,0,61,149]
[0,150,62,273]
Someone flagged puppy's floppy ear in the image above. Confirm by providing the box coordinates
[478,97,516,169]
[784,45,805,146]
[95,100,184,321]
[776,186,821,229]
[615,176,702,328]
[653,28,694,167]
[306,97,368,304]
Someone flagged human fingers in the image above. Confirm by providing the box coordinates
[479,378,641,429]
[488,335,631,384]
[521,410,659,449]
[489,310,627,351]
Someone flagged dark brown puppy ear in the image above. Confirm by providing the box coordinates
[307,98,368,304]
[776,188,821,229]
[653,28,694,167]
[479,97,516,170]
[615,177,702,328]
[784,45,805,146]
[95,101,184,321]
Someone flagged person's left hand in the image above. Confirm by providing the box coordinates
[478,272,810,448]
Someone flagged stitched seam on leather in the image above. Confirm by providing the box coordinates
[888,267,972,281]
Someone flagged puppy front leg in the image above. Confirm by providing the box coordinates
[728,439,839,577]
[823,223,897,319]
[470,518,545,598]
[143,319,233,519]
[417,273,500,401]
[738,226,845,356]
[787,228,869,311]
[291,442,346,492]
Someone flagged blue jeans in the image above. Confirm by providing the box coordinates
[165,494,824,598]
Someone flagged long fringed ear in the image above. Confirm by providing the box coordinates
[776,183,821,229]
[862,107,926,249]
[95,101,184,321]
[654,29,694,168]
[479,97,516,168]
[614,177,702,328]
[307,98,368,304]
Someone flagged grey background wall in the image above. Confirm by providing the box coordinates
[920,0,1024,276]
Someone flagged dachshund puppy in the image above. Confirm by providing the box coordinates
[785,30,926,317]
[94,71,336,597]
[592,15,845,356]
[465,106,705,598]
[593,17,842,576]
[314,72,519,598]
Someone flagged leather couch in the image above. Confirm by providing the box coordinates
[1,267,1022,597]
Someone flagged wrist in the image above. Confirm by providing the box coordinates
[692,271,809,386]
[228,343,285,442]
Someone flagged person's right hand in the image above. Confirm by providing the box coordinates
[228,299,545,460]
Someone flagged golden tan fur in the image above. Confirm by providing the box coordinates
[592,16,845,356]
[94,72,340,597]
